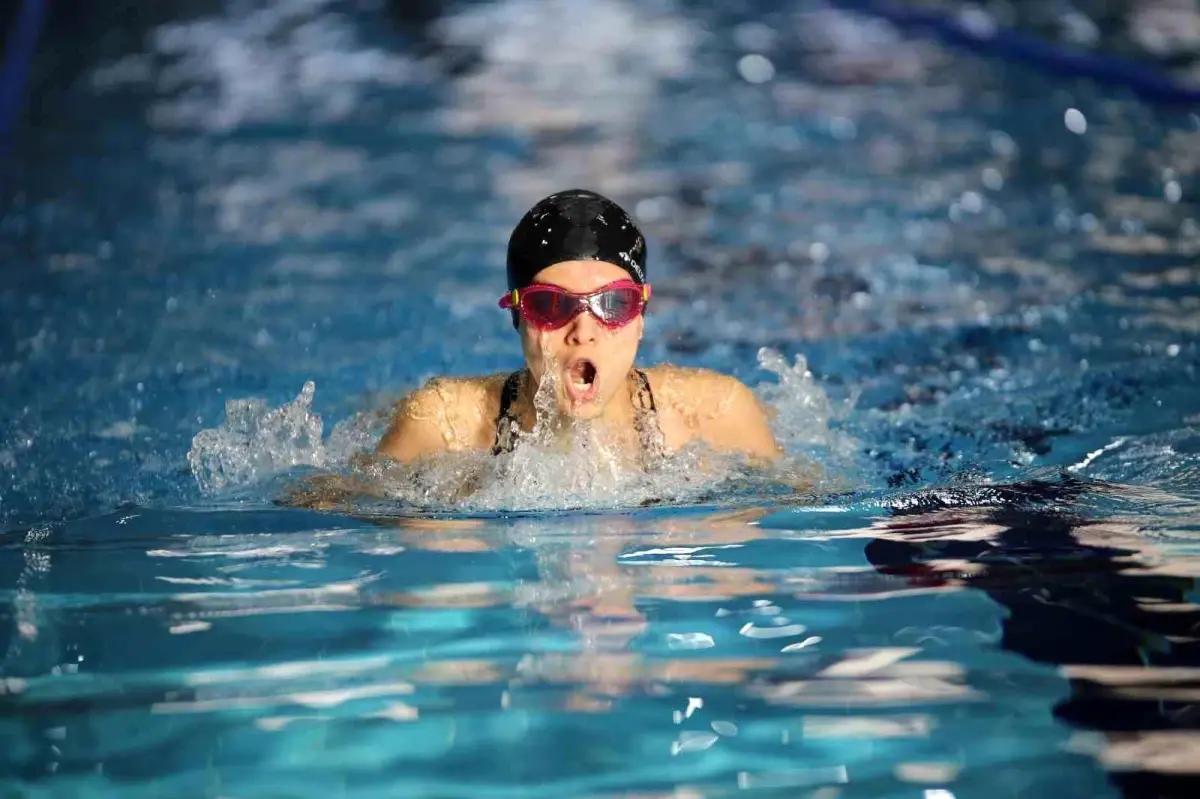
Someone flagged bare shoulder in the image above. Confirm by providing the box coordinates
[642,364,762,412]
[642,364,781,461]
[397,374,505,423]
[377,373,508,462]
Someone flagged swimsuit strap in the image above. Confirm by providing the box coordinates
[492,370,523,455]
[631,368,667,466]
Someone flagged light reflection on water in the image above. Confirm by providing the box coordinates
[2,482,1199,795]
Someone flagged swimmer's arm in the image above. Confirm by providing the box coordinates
[698,374,783,463]
[376,384,458,463]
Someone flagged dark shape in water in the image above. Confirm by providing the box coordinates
[865,476,1200,799]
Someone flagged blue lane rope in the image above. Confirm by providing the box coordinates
[828,0,1200,107]
[0,0,48,155]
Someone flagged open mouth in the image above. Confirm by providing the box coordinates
[565,358,599,403]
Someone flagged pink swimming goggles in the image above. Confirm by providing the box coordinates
[499,280,652,331]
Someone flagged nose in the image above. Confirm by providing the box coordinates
[564,308,599,346]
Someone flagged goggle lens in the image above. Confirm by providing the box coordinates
[592,287,641,324]
[526,290,575,325]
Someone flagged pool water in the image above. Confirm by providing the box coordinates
[3,0,1200,796]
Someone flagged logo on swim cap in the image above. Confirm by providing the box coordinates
[506,189,647,291]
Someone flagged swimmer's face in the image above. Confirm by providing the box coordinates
[519,260,645,420]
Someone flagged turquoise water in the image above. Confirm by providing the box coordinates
[3,1,1200,796]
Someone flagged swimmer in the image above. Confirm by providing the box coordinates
[375,188,783,468]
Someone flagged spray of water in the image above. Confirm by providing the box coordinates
[756,347,853,445]
[185,381,382,494]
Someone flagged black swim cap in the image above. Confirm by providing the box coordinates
[506,189,647,292]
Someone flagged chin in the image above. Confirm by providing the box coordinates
[555,395,597,420]
[565,402,605,421]
[557,387,609,420]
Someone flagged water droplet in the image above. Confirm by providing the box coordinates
[737,54,775,84]
[1065,108,1087,134]
[989,131,1017,158]
[829,116,856,141]
[959,7,997,38]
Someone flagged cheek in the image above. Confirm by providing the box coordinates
[598,326,641,365]
[520,330,540,368]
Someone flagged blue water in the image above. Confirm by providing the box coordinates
[3,1,1200,796]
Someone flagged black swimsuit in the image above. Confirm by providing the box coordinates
[492,369,666,465]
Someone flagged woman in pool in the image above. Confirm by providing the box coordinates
[376,188,782,468]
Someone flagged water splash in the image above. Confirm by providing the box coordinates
[189,351,851,511]
[372,350,855,512]
[187,381,328,493]
[755,347,862,479]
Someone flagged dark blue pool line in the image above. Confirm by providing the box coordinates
[0,0,47,155]
[828,0,1200,106]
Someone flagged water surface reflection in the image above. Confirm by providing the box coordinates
[847,479,1200,798]
[5,483,1199,795]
